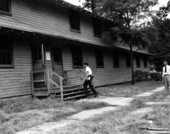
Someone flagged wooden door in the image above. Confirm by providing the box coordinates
[52,48,63,77]
[32,45,45,71]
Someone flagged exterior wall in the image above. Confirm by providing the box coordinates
[0,0,111,47]
[62,45,150,86]
[0,0,151,98]
[0,38,32,98]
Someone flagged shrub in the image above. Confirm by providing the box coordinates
[135,70,150,82]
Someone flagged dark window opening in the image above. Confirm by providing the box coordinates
[69,10,80,31]
[71,46,83,68]
[53,48,62,65]
[143,57,148,68]
[96,49,104,68]
[113,52,119,68]
[0,35,13,68]
[93,18,102,37]
[136,55,140,68]
[142,44,146,49]
[32,46,42,62]
[126,54,131,67]
[0,0,10,13]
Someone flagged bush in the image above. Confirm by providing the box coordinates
[135,70,150,82]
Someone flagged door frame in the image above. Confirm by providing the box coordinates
[51,47,64,76]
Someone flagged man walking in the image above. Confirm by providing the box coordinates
[162,60,170,95]
[83,63,98,97]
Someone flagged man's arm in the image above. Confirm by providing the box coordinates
[162,68,164,77]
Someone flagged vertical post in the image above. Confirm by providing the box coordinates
[60,77,64,102]
[130,43,135,85]
[30,71,34,98]
[41,43,45,69]
[91,0,95,13]
[46,70,50,95]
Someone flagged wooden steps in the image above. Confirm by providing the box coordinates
[31,70,93,100]
[64,94,88,101]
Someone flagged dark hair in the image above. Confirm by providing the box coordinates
[84,63,88,66]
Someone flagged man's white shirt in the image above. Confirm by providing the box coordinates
[162,65,170,76]
[85,66,92,80]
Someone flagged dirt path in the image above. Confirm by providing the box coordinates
[17,86,164,134]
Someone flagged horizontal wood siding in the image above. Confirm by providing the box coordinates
[0,39,32,98]
[62,46,150,86]
[1,0,111,47]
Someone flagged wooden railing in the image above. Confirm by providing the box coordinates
[46,69,64,101]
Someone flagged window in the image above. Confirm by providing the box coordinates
[0,35,13,68]
[142,44,146,49]
[143,57,148,68]
[126,54,131,67]
[113,52,119,68]
[32,46,42,62]
[93,18,102,37]
[96,49,104,68]
[0,0,10,14]
[69,10,80,31]
[71,46,83,68]
[136,55,140,68]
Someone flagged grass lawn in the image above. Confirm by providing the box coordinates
[97,81,163,97]
[0,81,164,134]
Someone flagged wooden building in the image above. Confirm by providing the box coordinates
[0,0,151,100]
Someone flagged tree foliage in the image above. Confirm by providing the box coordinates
[157,0,170,19]
[83,0,158,47]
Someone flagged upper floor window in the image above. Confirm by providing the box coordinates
[93,18,102,37]
[136,55,140,68]
[69,10,80,31]
[71,46,83,68]
[95,49,104,68]
[0,35,13,68]
[126,54,131,68]
[113,52,119,68]
[0,0,10,14]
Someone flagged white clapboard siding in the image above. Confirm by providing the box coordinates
[0,41,32,98]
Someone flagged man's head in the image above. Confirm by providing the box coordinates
[164,60,168,66]
[84,63,88,68]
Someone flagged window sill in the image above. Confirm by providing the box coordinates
[70,29,81,33]
[114,66,120,68]
[0,65,14,69]
[126,66,131,68]
[73,66,83,69]
[0,11,11,16]
[96,66,104,68]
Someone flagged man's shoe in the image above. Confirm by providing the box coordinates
[94,93,99,98]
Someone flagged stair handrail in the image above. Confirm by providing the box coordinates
[46,69,64,102]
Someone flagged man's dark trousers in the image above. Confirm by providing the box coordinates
[83,75,98,96]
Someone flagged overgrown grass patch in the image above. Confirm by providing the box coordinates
[142,105,170,130]
[97,81,163,97]
[0,98,75,114]
[130,99,146,109]
[0,98,112,134]
[53,105,151,134]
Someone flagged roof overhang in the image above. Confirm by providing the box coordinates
[114,45,154,56]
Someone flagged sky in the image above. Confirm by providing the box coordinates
[64,0,169,9]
